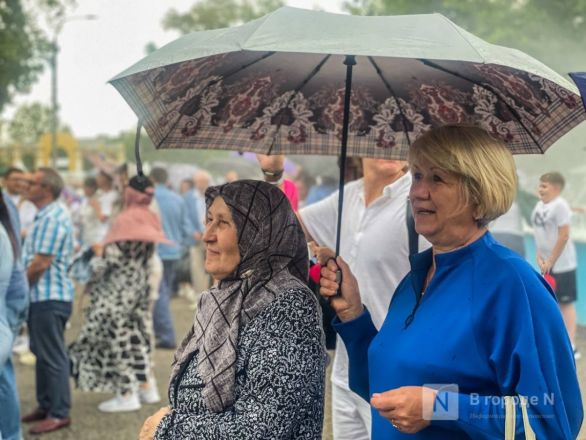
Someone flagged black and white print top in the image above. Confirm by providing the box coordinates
[155,287,326,440]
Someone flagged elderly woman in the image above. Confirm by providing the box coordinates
[140,180,326,440]
[321,125,582,439]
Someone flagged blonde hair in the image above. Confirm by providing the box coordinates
[409,125,517,227]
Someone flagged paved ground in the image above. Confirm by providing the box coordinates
[13,293,586,439]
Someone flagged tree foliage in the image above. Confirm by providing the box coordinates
[0,0,75,113]
[343,0,586,74]
[8,102,52,146]
[162,0,285,33]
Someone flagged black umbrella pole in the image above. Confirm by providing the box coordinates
[135,119,144,176]
[335,55,356,257]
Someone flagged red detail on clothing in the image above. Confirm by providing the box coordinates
[309,263,321,284]
[282,179,299,211]
[544,273,557,292]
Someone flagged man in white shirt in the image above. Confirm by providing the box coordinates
[298,159,429,440]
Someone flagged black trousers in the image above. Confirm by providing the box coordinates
[28,300,72,419]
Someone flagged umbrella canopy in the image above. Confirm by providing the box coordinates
[111,7,585,159]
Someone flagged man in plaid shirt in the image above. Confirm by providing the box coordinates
[21,168,74,435]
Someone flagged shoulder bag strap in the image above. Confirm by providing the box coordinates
[505,396,516,440]
[519,396,536,440]
[505,395,536,440]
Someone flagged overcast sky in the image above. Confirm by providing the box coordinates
[7,0,344,139]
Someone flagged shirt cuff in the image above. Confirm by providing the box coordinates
[333,307,377,346]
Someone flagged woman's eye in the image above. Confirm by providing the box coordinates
[413,172,422,180]
[432,174,443,183]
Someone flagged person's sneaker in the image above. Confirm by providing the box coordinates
[98,393,141,413]
[139,385,161,404]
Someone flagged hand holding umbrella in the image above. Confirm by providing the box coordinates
[320,256,363,322]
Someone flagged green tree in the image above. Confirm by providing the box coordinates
[8,102,52,146]
[343,0,586,74]
[0,0,75,113]
[162,0,285,33]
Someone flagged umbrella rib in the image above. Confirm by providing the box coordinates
[157,51,277,149]
[368,56,412,146]
[420,59,544,153]
[267,54,331,154]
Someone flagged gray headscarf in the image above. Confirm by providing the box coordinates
[170,179,309,412]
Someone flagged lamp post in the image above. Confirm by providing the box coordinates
[50,14,97,168]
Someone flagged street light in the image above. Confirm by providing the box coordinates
[50,14,98,168]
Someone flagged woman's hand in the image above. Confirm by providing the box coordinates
[319,256,363,322]
[139,406,171,440]
[370,386,437,434]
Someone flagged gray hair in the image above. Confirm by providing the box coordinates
[38,167,64,200]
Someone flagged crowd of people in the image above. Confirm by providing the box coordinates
[0,129,584,439]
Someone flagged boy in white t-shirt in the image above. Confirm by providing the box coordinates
[531,172,579,358]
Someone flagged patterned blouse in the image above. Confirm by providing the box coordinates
[155,287,327,439]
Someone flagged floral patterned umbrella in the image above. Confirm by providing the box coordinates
[111,7,585,159]
[111,7,585,254]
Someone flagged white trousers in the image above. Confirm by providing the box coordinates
[332,382,372,440]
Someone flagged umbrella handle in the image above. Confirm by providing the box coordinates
[324,258,343,302]
[135,119,144,176]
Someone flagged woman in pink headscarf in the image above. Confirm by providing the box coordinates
[69,175,171,413]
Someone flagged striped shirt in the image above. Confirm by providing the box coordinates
[23,201,74,303]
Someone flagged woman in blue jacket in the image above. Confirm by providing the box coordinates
[320,125,582,439]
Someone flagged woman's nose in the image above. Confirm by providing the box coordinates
[202,225,215,242]
[410,180,429,200]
